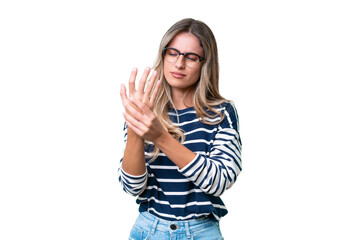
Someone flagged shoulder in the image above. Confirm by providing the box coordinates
[211,101,238,118]
[215,101,239,129]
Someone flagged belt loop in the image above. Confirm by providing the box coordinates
[185,221,191,239]
[151,218,159,234]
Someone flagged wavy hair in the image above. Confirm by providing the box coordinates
[148,18,227,160]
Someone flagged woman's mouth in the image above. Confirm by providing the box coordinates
[171,72,186,79]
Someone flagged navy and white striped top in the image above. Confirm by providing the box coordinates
[118,102,242,222]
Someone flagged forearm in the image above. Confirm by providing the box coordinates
[153,132,196,169]
[122,128,146,175]
[153,132,233,196]
[154,129,241,197]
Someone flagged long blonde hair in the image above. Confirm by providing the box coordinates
[148,18,227,160]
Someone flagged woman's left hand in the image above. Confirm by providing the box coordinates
[120,67,165,142]
[123,97,166,143]
[120,67,160,112]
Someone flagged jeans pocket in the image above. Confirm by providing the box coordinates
[129,225,143,240]
[129,224,152,240]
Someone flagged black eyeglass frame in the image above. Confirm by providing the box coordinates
[162,47,205,63]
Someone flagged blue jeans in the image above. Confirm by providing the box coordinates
[129,211,224,240]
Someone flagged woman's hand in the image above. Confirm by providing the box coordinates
[120,67,163,142]
[123,97,167,143]
[120,67,160,111]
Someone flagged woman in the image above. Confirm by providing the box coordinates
[119,18,242,240]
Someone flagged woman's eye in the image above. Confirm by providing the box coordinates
[186,54,199,62]
[167,50,178,56]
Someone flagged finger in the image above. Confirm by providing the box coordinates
[143,70,158,103]
[121,84,140,114]
[149,80,161,108]
[128,68,137,98]
[124,117,143,138]
[124,97,146,121]
[131,96,153,117]
[137,67,151,97]
[123,112,146,137]
[120,84,129,106]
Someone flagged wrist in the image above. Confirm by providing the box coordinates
[152,130,169,147]
[127,127,144,141]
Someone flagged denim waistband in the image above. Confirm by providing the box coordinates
[137,211,217,236]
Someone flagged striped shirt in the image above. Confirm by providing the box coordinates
[118,102,242,222]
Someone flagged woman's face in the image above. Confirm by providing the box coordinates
[163,32,204,93]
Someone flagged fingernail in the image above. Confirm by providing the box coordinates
[132,67,137,72]
[146,67,150,71]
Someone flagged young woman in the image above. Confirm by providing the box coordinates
[119,18,242,240]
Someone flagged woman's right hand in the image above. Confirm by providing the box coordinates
[120,67,161,113]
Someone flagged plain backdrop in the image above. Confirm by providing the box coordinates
[1,0,359,239]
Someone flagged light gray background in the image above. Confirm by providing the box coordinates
[1,0,359,239]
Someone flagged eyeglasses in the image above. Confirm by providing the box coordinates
[162,47,205,68]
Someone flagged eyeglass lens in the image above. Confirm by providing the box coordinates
[163,48,202,68]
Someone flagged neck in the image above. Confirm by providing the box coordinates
[171,87,195,110]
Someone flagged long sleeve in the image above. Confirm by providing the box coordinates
[118,124,148,197]
[178,103,242,197]
[118,103,241,221]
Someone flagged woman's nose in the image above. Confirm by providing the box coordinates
[175,55,186,69]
